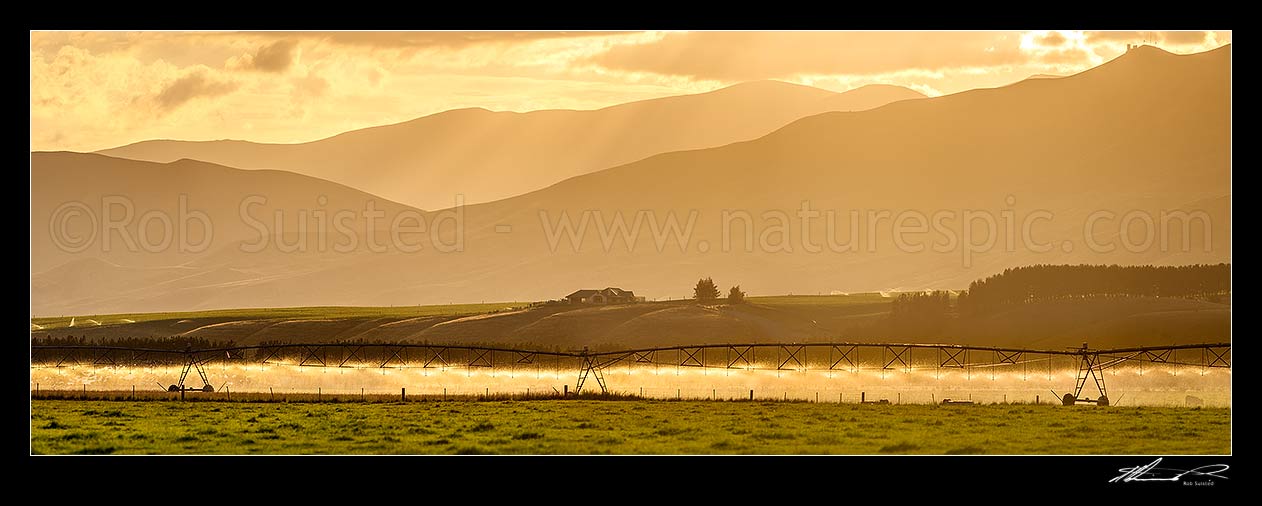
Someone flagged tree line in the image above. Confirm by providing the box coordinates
[31,335,237,350]
[889,290,953,336]
[957,263,1230,314]
[892,291,951,318]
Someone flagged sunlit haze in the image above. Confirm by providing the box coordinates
[31,30,1230,152]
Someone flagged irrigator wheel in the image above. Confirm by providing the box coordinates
[1062,393,1076,406]
[168,384,179,392]
[1097,395,1109,406]
[202,384,215,392]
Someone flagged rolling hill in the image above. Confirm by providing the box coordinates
[97,82,925,210]
[30,295,1229,350]
[30,152,431,312]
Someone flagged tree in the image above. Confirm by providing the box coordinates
[728,285,746,304]
[959,263,1230,314]
[693,277,720,302]
[888,290,952,337]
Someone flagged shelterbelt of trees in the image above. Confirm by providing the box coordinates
[955,263,1230,315]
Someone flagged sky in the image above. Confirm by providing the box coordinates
[30,30,1231,152]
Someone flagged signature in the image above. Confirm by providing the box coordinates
[1110,458,1229,483]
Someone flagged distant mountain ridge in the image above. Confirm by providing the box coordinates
[96,82,925,210]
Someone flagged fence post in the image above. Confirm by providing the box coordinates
[750,389,754,401]
[226,386,230,401]
[861,392,866,403]
[362,388,365,402]
[1036,395,1040,405]
[318,388,321,402]
[401,387,406,402]
[270,387,274,401]
[564,385,568,397]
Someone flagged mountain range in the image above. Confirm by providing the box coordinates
[31,45,1230,316]
[99,82,924,210]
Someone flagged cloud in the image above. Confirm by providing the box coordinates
[1015,32,1104,68]
[1162,31,1210,45]
[589,32,1028,81]
[155,70,238,111]
[1085,31,1152,42]
[1035,47,1096,65]
[294,74,329,97]
[1085,31,1212,46]
[294,31,626,49]
[1035,31,1068,47]
[228,39,299,73]
[252,40,298,72]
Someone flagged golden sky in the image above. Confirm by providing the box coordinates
[30,30,1231,152]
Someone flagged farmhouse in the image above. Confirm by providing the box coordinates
[565,287,641,304]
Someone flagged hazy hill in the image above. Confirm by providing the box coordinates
[29,152,432,312]
[98,82,925,210]
[31,46,1230,317]
[425,44,1230,301]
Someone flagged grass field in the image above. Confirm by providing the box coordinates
[751,293,894,322]
[30,302,531,330]
[31,292,1228,350]
[32,296,886,330]
[752,293,892,312]
[30,399,1230,455]
[749,292,896,306]
[28,294,904,348]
